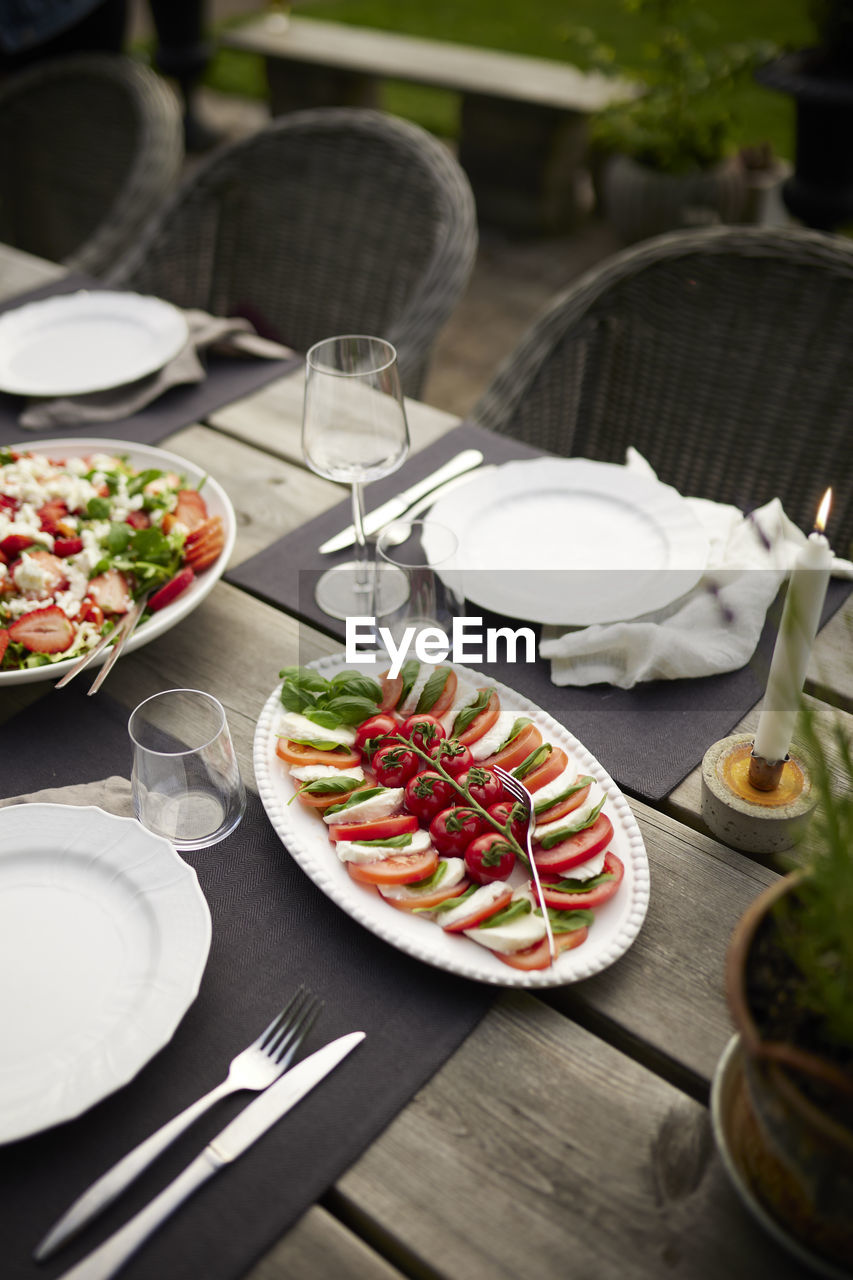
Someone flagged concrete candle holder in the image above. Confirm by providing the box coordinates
[701,733,817,855]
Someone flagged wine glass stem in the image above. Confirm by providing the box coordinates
[351,479,370,593]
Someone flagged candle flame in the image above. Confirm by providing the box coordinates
[815,488,832,534]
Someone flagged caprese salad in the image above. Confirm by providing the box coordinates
[0,447,225,673]
[274,661,625,971]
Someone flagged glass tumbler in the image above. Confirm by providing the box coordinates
[129,689,246,851]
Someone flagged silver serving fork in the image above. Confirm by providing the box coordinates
[54,594,147,695]
[493,766,556,963]
[35,989,321,1260]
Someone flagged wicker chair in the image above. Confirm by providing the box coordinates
[473,226,853,556]
[0,54,183,278]
[106,108,478,398]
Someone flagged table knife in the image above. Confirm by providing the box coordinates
[50,1032,365,1280]
[318,448,483,553]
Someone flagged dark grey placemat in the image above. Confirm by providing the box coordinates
[0,276,300,447]
[226,421,852,802]
[0,688,491,1280]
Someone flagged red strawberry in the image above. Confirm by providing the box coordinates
[53,537,84,558]
[183,516,225,572]
[37,500,70,534]
[0,534,37,558]
[8,606,74,653]
[148,567,195,613]
[87,569,131,615]
[0,629,9,663]
[170,489,208,532]
[125,510,150,530]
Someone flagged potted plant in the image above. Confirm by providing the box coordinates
[725,708,853,1270]
[756,0,853,229]
[568,0,772,242]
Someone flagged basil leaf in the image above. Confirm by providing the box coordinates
[329,672,382,703]
[399,659,421,704]
[480,899,531,929]
[548,868,616,893]
[498,717,532,751]
[325,786,386,815]
[533,775,594,816]
[513,743,552,780]
[395,862,449,893]
[283,735,347,752]
[304,708,340,729]
[416,667,451,714]
[425,885,477,915]
[322,694,382,725]
[356,834,413,849]
[278,666,329,694]
[452,689,490,738]
[538,797,606,850]
[535,907,595,932]
[299,776,363,796]
[279,682,318,714]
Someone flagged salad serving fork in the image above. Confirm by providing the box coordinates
[36,988,321,1260]
[493,766,556,962]
[54,593,148,695]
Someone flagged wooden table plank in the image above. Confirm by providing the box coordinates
[335,994,807,1280]
[247,1205,406,1280]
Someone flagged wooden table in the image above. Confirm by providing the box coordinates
[2,244,850,1279]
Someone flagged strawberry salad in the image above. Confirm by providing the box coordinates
[0,447,224,673]
[274,662,625,972]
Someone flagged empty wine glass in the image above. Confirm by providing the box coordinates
[302,335,410,620]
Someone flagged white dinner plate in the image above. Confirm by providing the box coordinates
[0,437,236,686]
[428,457,709,626]
[254,657,650,989]
[0,291,189,396]
[0,804,211,1143]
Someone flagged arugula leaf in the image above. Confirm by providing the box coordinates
[356,834,413,849]
[513,743,552,780]
[325,786,386,815]
[538,797,606,849]
[126,468,163,497]
[480,899,531,929]
[86,496,111,520]
[104,522,133,555]
[415,667,450,714]
[533,776,594,816]
[452,689,491,738]
[129,527,176,565]
[399,659,421,704]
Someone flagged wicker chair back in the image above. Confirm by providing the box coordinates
[474,227,853,556]
[0,54,183,278]
[109,108,477,398]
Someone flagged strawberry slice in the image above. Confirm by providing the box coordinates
[11,549,68,597]
[183,516,225,571]
[148,566,195,613]
[87,569,131,615]
[8,606,74,653]
[0,534,38,558]
[53,537,84,558]
[0,629,9,663]
[125,510,150,530]
[37,500,70,534]
[171,489,208,532]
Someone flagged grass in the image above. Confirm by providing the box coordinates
[204,1,817,158]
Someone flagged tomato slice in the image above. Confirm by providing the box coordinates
[534,782,592,826]
[378,670,403,713]
[347,848,439,885]
[532,813,614,873]
[523,747,568,793]
[456,689,501,745]
[297,785,370,812]
[441,883,513,932]
[537,851,624,911]
[482,722,543,770]
[379,877,472,912]
[496,927,589,970]
[328,814,418,842]
[276,740,361,768]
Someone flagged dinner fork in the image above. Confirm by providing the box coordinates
[493,766,556,963]
[35,988,321,1260]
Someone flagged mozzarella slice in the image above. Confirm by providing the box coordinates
[323,787,404,825]
[527,765,580,810]
[438,677,478,735]
[438,881,507,930]
[335,828,432,864]
[533,790,602,841]
[468,708,520,761]
[290,764,365,783]
[379,858,466,900]
[464,909,547,954]
[399,663,431,716]
[547,849,607,883]
[278,711,356,747]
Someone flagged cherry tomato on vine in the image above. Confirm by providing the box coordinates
[354,714,398,760]
[456,766,504,810]
[400,713,446,753]
[404,771,457,824]
[488,799,528,845]
[429,806,486,857]
[372,742,420,788]
[429,737,472,777]
[464,832,517,884]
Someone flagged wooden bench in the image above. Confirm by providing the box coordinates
[220,16,636,234]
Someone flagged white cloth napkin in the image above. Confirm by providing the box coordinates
[18,310,292,431]
[539,449,853,689]
[0,776,132,814]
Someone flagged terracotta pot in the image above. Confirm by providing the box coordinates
[726,872,853,1269]
[600,152,746,244]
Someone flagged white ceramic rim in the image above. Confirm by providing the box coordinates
[427,456,710,626]
[0,803,211,1144]
[254,656,650,989]
[0,291,189,396]
[0,438,236,686]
